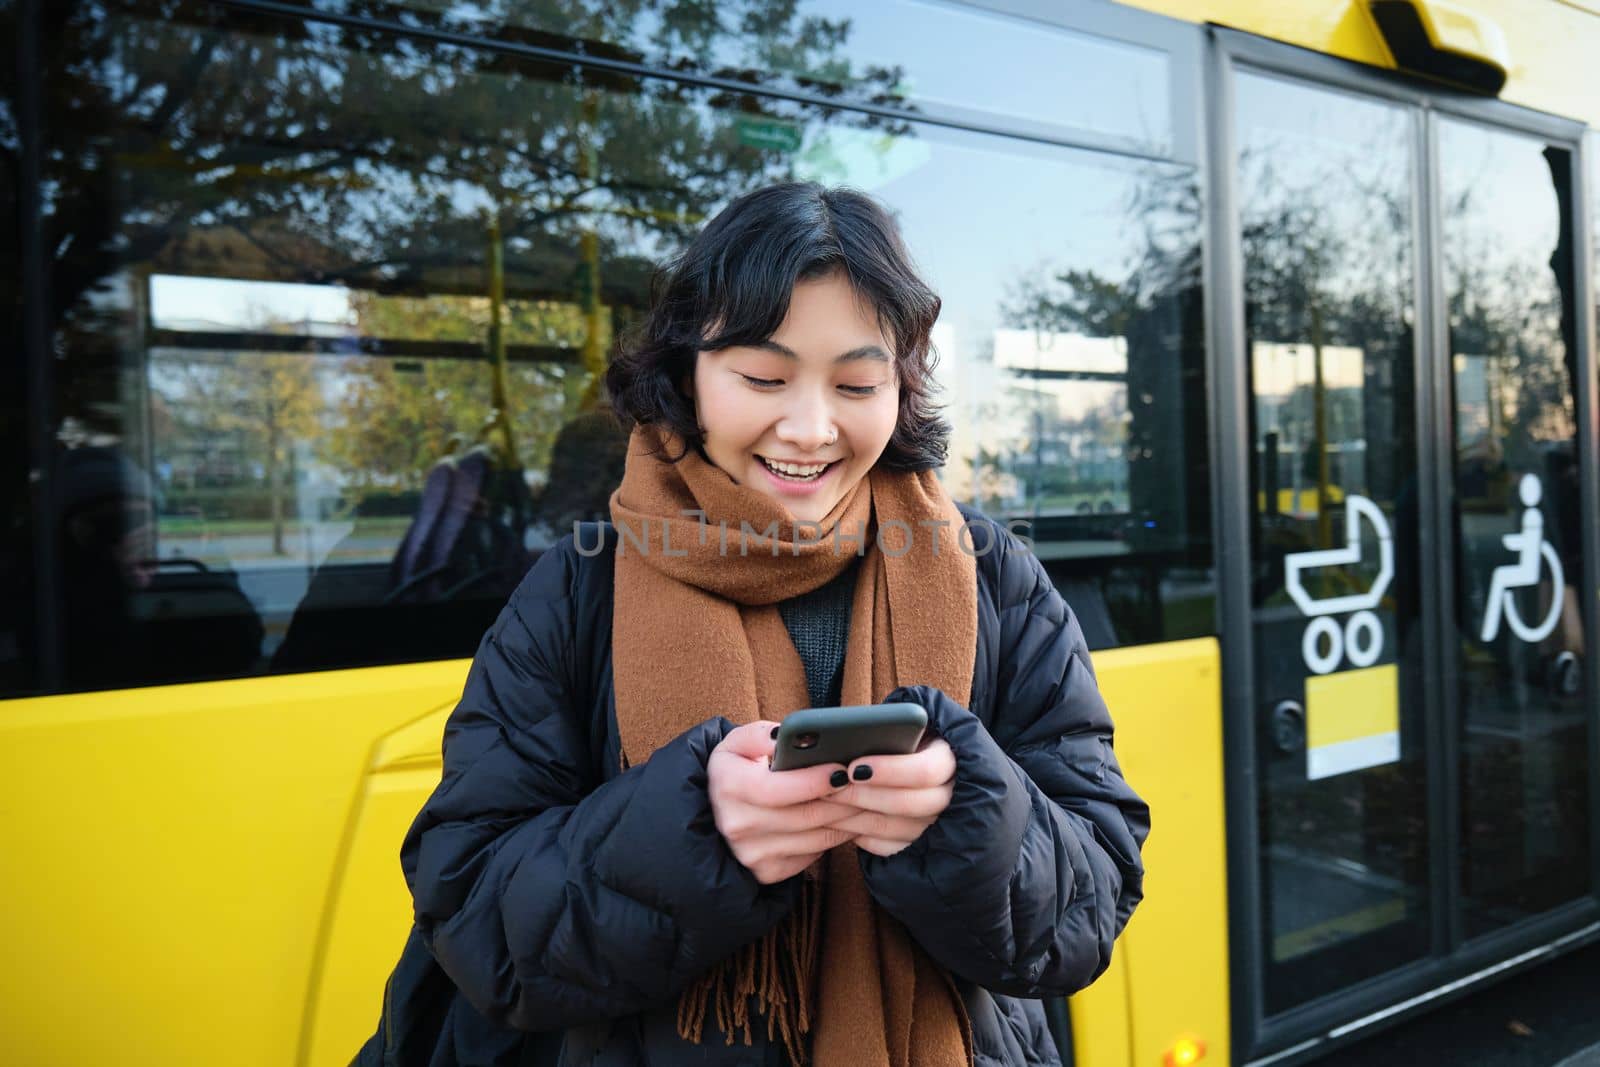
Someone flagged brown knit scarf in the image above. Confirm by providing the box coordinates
[607,422,977,1067]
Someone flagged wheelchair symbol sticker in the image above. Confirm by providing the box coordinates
[1479,474,1564,643]
[1284,495,1394,675]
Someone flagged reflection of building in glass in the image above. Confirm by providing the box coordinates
[1452,352,1495,448]
[983,328,1132,514]
[1251,341,1369,515]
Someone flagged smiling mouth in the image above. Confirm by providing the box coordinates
[756,455,840,482]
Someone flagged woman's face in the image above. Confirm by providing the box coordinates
[687,272,901,525]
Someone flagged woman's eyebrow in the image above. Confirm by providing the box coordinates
[751,340,890,364]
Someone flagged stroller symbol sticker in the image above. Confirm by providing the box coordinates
[1284,495,1394,675]
[1479,474,1564,643]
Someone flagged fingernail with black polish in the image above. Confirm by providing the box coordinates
[770,726,780,740]
[852,765,873,782]
[830,770,849,788]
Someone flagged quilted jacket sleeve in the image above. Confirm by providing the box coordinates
[861,525,1150,998]
[398,539,799,1032]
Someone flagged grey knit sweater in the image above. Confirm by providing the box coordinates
[776,556,861,709]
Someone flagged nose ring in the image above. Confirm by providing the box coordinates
[827,428,838,445]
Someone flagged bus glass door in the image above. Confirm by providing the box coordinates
[1228,52,1597,1049]
[1235,70,1433,1015]
[1437,119,1591,938]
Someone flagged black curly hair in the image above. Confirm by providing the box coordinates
[604,181,950,471]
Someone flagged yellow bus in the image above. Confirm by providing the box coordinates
[1,1,1595,1065]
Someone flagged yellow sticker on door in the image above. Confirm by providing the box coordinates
[1305,663,1400,780]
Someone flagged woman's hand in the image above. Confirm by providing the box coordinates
[707,721,857,884]
[825,738,956,857]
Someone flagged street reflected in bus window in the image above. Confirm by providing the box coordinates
[6,1,1212,696]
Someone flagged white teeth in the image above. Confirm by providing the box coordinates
[761,456,830,478]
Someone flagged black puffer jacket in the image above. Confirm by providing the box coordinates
[385,505,1149,1066]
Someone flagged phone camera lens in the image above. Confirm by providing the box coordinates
[793,732,819,750]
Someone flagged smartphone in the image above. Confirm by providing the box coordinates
[770,702,928,771]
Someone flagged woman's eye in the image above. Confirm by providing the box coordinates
[841,384,880,396]
[739,374,783,389]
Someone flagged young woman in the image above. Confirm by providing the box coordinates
[365,182,1149,1067]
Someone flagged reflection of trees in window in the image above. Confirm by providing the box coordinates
[1442,139,1575,499]
[149,314,321,558]
[363,0,892,104]
[325,291,594,496]
[18,0,923,682]
[1448,256,1571,502]
[38,0,908,503]
[1237,130,1413,556]
[1003,165,1205,555]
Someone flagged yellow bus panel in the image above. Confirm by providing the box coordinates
[1117,0,1600,127]
[306,704,460,1065]
[1075,638,1230,1067]
[0,661,470,1067]
[1,637,1223,1066]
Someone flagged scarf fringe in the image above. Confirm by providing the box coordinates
[677,870,822,1067]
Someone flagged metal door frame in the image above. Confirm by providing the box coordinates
[1205,23,1600,1066]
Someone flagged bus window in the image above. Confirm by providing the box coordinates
[359,0,1177,157]
[964,147,1211,648]
[10,0,1210,697]
[1439,121,1590,937]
